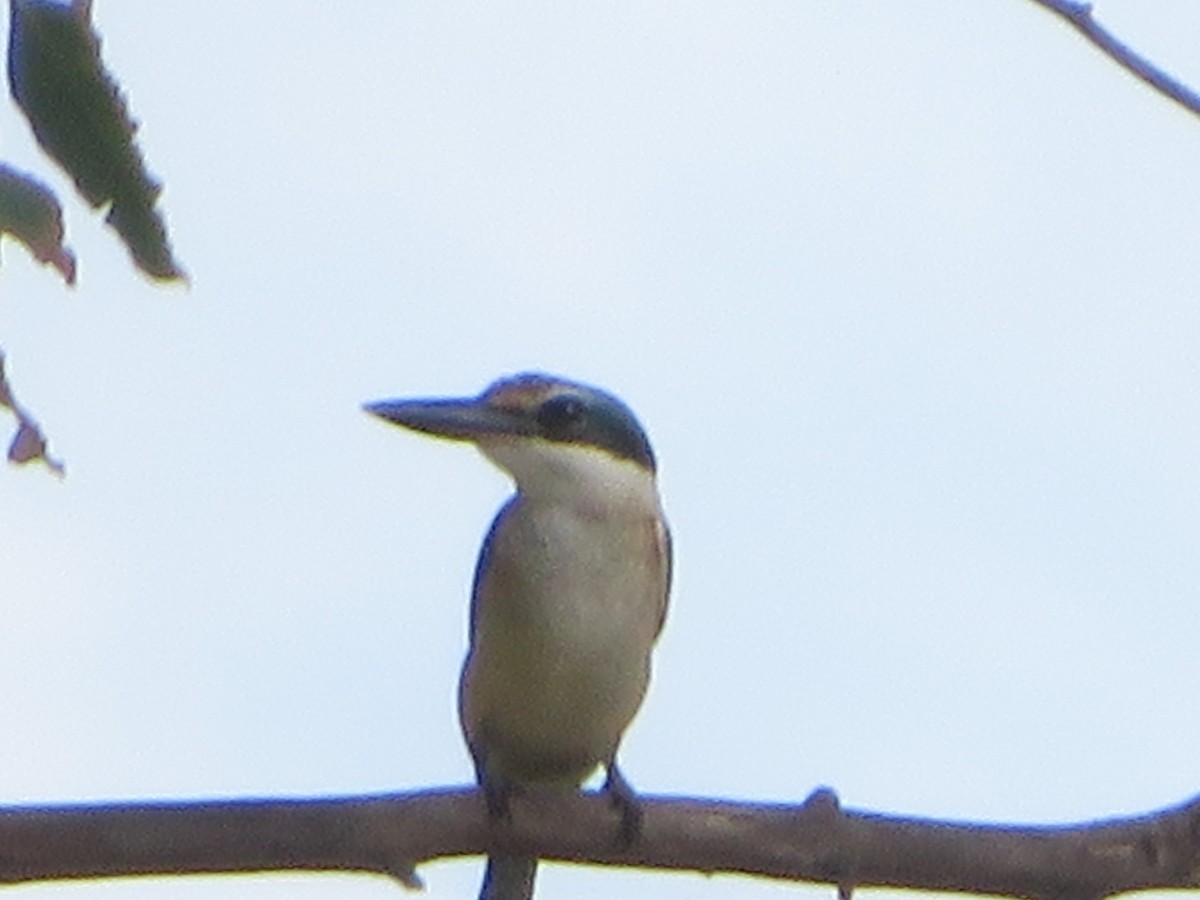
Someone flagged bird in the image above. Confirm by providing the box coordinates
[365,372,671,900]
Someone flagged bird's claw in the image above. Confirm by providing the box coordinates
[603,763,643,845]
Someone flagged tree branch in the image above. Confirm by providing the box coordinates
[3,786,1200,898]
[1025,0,1200,120]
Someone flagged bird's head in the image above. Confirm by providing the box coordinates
[366,373,659,514]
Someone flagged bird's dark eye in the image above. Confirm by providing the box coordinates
[537,394,586,437]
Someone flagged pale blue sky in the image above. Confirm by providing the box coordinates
[4,2,1200,898]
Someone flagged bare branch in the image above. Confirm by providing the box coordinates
[2,787,1200,898]
[1025,0,1200,120]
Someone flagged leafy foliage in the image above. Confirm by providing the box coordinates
[7,0,183,281]
[0,163,76,284]
[2,0,189,472]
[0,351,63,475]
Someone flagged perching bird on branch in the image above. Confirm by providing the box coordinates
[367,372,671,900]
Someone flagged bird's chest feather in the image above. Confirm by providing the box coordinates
[462,488,667,780]
[481,499,661,649]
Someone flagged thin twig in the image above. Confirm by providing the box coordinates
[1026,0,1200,120]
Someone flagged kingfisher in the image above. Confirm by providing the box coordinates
[365,372,671,900]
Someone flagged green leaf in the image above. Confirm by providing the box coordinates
[0,349,65,475]
[0,163,76,284]
[8,0,185,281]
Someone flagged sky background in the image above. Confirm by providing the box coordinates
[4,2,1200,898]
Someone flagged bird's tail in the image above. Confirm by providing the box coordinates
[479,854,537,900]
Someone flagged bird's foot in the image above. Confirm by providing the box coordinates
[603,763,643,845]
[481,772,516,824]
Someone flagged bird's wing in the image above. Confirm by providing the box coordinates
[468,495,520,642]
[653,518,672,641]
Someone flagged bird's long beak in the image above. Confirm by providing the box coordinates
[364,397,530,442]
